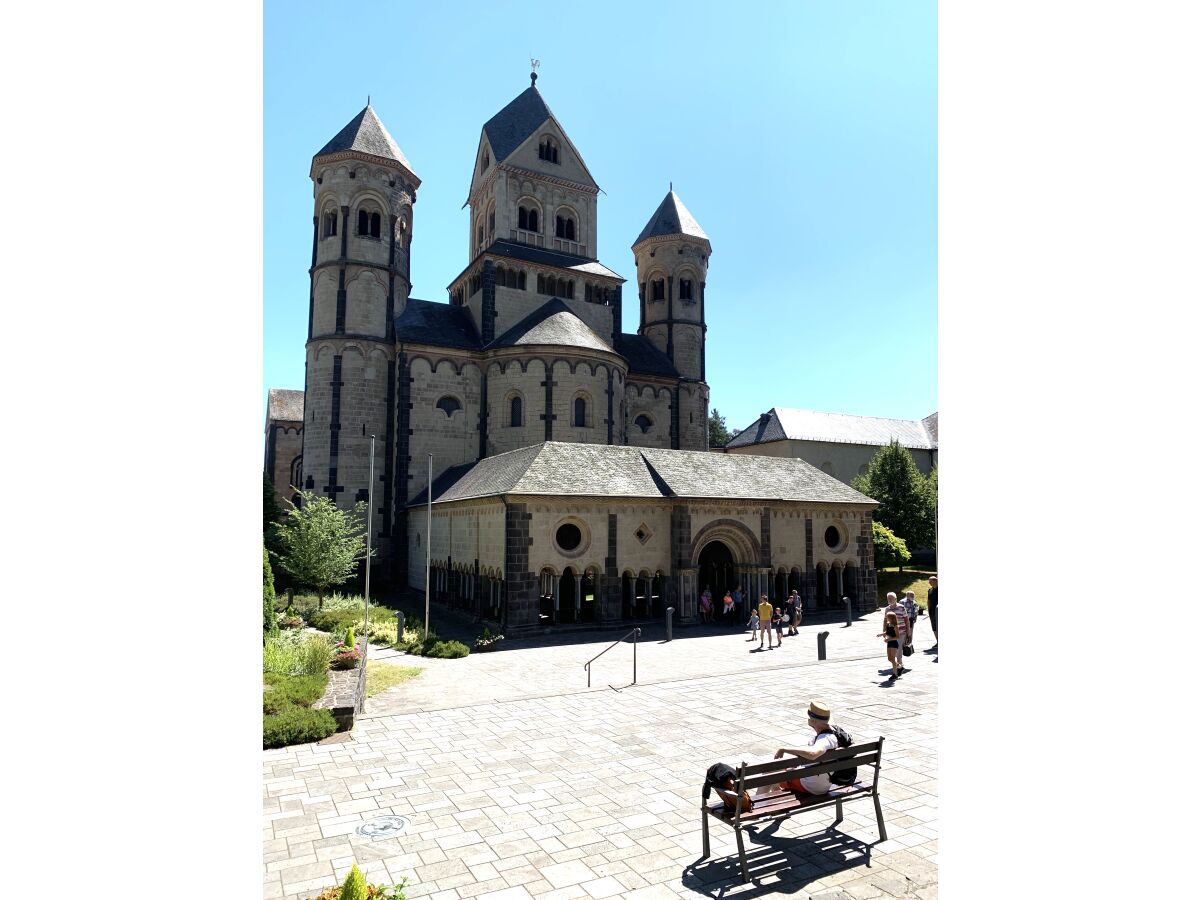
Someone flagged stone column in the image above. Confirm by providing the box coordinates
[574,573,583,615]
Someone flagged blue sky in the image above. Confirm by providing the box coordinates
[265,1,936,435]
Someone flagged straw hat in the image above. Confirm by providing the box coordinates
[807,701,831,722]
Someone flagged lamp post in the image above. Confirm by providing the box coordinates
[425,453,432,641]
[363,435,374,656]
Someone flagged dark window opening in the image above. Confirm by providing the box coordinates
[574,397,587,427]
[510,397,522,427]
[539,139,560,164]
[480,149,489,172]
[436,396,462,417]
[651,279,665,301]
[556,522,582,551]
[824,526,841,549]
[357,210,369,235]
[370,212,381,239]
[519,206,540,232]
[517,270,526,290]
[680,279,693,300]
[487,210,495,239]
[634,414,652,434]
[323,211,338,237]
[555,215,576,241]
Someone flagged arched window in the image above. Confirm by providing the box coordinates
[510,396,523,427]
[679,278,693,300]
[358,210,369,235]
[574,397,587,428]
[555,214,576,241]
[480,149,489,172]
[487,209,495,240]
[518,205,541,233]
[539,137,560,164]
[537,273,546,294]
[436,396,462,417]
[370,212,381,239]
[517,270,526,290]
[323,210,338,238]
[634,414,652,434]
[651,279,666,301]
[476,223,484,249]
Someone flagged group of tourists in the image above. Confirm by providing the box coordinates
[698,585,804,643]
[877,574,938,680]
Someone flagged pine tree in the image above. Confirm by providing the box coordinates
[708,408,731,448]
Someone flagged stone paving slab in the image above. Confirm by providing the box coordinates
[265,619,938,899]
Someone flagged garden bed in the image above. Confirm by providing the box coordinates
[312,639,367,731]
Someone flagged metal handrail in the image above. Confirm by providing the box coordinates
[584,627,641,688]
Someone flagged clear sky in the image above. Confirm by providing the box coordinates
[265,0,936,436]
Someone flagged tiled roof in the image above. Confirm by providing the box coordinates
[314,105,416,175]
[267,388,304,422]
[485,240,623,280]
[489,298,613,353]
[921,412,938,445]
[394,299,482,350]
[727,407,939,450]
[412,442,874,506]
[614,334,678,378]
[633,191,709,246]
[482,86,554,163]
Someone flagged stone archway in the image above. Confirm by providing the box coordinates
[698,540,734,602]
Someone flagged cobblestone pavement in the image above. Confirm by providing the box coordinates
[264,616,938,899]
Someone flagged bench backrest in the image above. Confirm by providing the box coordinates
[720,738,884,801]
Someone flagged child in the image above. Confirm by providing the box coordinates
[877,611,901,679]
[773,607,785,645]
[746,609,759,640]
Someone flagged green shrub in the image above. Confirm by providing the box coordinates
[264,631,336,676]
[340,864,368,900]
[263,706,338,748]
[263,672,329,712]
[872,520,912,570]
[344,625,356,648]
[310,605,399,645]
[425,640,470,659]
[264,545,279,640]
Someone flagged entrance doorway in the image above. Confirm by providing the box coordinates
[698,540,735,603]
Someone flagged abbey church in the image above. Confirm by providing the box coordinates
[266,76,882,633]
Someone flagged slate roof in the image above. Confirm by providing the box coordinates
[267,388,304,422]
[482,86,554,162]
[485,240,623,280]
[633,191,709,246]
[314,105,417,176]
[394,299,482,350]
[489,299,613,353]
[726,407,939,450]
[410,442,874,506]
[614,334,679,378]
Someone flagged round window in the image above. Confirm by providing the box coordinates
[556,523,582,552]
[824,525,842,550]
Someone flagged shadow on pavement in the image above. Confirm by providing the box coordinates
[682,825,873,896]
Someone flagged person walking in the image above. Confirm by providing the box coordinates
[757,594,775,650]
[882,592,910,673]
[772,606,785,645]
[878,611,901,679]
[902,590,919,651]
[785,590,800,636]
[699,587,713,624]
[745,607,759,641]
[926,575,938,651]
[722,590,734,625]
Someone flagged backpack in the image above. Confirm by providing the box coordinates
[825,725,858,786]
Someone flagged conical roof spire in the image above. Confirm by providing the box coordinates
[313,104,417,178]
[633,189,709,247]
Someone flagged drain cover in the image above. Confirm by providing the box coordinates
[854,704,916,720]
[356,815,411,840]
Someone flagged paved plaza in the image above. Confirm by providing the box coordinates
[264,613,938,899]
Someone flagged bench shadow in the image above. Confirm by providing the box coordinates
[682,824,873,897]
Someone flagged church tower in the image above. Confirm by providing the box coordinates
[302,104,420,581]
[632,190,711,449]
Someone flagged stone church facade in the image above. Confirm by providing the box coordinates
[267,76,880,632]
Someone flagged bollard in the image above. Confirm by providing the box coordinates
[843,596,852,627]
[817,630,830,660]
[396,610,405,641]
[666,606,675,642]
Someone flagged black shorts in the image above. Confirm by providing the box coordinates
[886,640,899,649]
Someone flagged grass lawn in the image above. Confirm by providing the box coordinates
[365,661,423,698]
[876,568,937,609]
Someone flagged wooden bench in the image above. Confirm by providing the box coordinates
[700,738,888,883]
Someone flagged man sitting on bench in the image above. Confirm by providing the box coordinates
[772,701,841,795]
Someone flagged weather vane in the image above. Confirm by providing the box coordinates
[530,58,540,86]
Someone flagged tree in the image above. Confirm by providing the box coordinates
[270,490,373,609]
[852,440,936,549]
[708,408,731,448]
[263,472,283,533]
[871,520,911,569]
[263,543,279,641]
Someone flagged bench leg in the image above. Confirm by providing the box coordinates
[873,791,888,843]
[832,798,843,827]
[701,810,710,858]
[735,826,750,883]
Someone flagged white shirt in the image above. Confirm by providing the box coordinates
[884,604,908,635]
[799,731,841,794]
